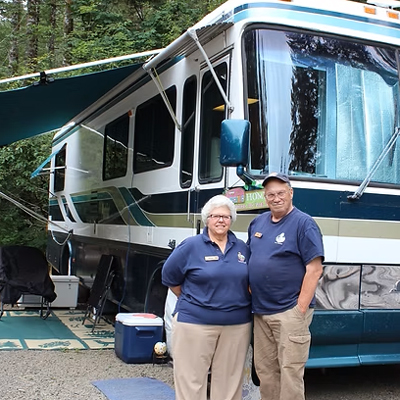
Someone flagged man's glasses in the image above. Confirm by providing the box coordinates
[207,214,232,221]
[264,190,288,201]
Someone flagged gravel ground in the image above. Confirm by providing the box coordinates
[2,348,400,400]
[0,349,174,400]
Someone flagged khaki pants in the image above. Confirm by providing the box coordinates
[172,315,251,400]
[253,306,314,400]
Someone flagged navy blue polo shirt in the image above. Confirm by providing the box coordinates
[247,207,324,315]
[162,227,251,325]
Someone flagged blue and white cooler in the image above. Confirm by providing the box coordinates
[114,313,164,363]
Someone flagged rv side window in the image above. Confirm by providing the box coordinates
[103,113,130,181]
[54,145,66,192]
[134,86,176,173]
[199,63,227,183]
[180,75,197,188]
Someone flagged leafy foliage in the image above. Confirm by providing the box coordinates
[0,0,229,76]
[0,133,52,250]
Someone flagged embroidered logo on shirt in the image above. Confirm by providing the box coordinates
[275,233,285,245]
[237,252,246,263]
[205,256,219,261]
[254,232,263,238]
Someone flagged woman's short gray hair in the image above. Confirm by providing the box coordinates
[201,195,237,226]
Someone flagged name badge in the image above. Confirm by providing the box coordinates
[205,256,219,261]
[255,232,263,238]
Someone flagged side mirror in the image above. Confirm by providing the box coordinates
[220,119,250,167]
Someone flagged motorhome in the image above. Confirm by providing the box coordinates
[43,0,400,368]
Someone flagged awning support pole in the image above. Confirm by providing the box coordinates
[187,28,234,114]
[146,69,182,131]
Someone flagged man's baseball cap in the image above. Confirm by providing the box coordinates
[262,172,291,187]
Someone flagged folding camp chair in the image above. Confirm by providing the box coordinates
[82,254,116,332]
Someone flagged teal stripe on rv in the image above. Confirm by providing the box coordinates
[71,192,112,202]
[118,187,154,227]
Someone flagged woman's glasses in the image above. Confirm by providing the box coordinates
[207,214,232,221]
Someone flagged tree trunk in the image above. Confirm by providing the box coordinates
[27,0,40,70]
[8,0,23,75]
[48,0,57,67]
[63,0,73,65]
[130,0,145,21]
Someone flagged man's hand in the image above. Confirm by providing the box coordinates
[297,257,323,313]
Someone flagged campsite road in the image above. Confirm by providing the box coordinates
[305,364,400,399]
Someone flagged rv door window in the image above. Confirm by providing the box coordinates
[54,145,66,192]
[103,113,130,181]
[49,199,64,221]
[180,76,197,188]
[134,86,176,174]
[199,63,227,183]
[244,28,400,185]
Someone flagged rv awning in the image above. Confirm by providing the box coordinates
[0,63,143,146]
[143,22,233,71]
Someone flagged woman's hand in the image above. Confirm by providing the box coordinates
[170,285,181,298]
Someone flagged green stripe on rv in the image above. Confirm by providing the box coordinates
[66,189,400,239]
[232,214,400,241]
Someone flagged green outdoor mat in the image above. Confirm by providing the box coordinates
[0,309,114,350]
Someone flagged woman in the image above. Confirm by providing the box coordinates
[162,194,251,400]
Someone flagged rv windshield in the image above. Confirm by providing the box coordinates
[244,28,400,185]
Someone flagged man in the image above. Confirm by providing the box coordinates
[247,172,324,400]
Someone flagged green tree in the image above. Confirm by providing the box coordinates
[129,0,226,51]
[0,133,52,250]
[0,0,228,77]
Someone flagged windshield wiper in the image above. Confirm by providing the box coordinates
[348,126,400,200]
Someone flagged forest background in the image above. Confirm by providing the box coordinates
[0,0,378,251]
